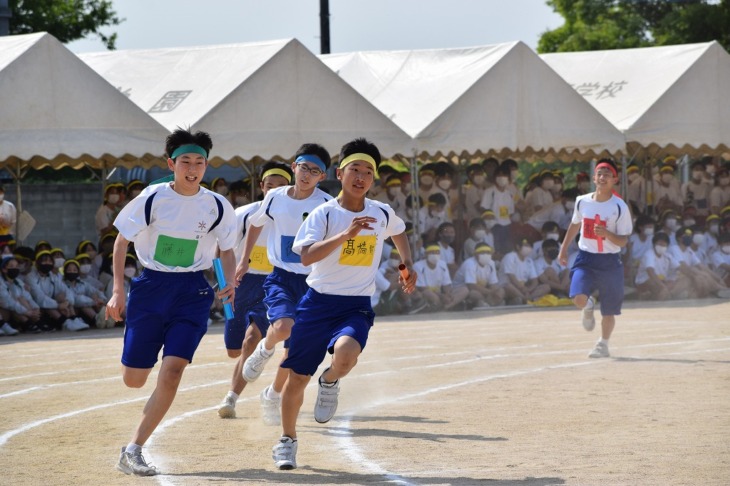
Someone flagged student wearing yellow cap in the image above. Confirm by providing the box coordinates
[413,244,468,311]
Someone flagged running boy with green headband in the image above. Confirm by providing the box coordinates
[271,138,417,470]
[107,128,238,476]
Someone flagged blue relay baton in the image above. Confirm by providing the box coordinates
[212,258,234,320]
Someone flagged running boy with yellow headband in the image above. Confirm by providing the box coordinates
[558,158,632,359]
[235,144,332,415]
[271,138,417,470]
[217,161,294,422]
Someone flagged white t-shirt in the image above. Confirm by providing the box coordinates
[571,193,633,254]
[233,201,273,275]
[710,249,730,273]
[453,256,498,287]
[499,251,538,284]
[413,259,451,290]
[628,233,654,266]
[480,187,514,225]
[533,255,566,276]
[293,198,405,296]
[668,245,701,268]
[249,185,332,274]
[114,183,237,272]
[635,249,678,285]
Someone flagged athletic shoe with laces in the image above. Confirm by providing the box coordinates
[217,394,236,419]
[272,436,297,470]
[260,385,281,425]
[1,323,19,336]
[314,371,340,424]
[242,340,274,382]
[581,297,596,331]
[116,446,158,476]
[588,341,610,359]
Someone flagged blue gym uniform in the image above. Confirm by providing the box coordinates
[223,273,268,350]
[263,266,310,324]
[570,251,624,316]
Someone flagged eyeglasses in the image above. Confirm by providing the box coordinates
[296,163,323,177]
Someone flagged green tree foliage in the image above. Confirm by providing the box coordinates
[8,0,123,49]
[538,0,730,53]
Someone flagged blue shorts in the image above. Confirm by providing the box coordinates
[122,269,214,368]
[263,266,309,324]
[224,273,269,350]
[569,250,624,316]
[281,289,374,376]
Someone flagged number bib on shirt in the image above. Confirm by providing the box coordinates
[154,234,198,267]
[339,235,377,267]
[249,245,273,273]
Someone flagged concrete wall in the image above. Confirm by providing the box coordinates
[6,183,105,255]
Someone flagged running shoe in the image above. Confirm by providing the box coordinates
[588,341,610,359]
[217,394,236,419]
[582,296,596,331]
[314,371,340,424]
[116,446,158,476]
[260,385,281,426]
[242,340,274,382]
[272,436,297,470]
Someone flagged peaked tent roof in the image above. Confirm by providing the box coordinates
[80,39,413,165]
[541,42,730,156]
[321,42,625,160]
[0,32,169,169]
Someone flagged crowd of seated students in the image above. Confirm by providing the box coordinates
[370,155,730,315]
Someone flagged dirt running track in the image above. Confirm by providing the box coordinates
[1,299,728,485]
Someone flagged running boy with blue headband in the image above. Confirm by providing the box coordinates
[271,138,417,470]
[234,144,332,415]
[106,128,238,476]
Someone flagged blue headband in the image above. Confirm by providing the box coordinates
[170,144,208,160]
[295,154,326,173]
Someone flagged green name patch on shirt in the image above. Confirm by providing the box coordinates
[154,234,198,268]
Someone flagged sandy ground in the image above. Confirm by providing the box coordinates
[1,299,728,486]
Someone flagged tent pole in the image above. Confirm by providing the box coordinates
[14,160,22,214]
[410,152,420,255]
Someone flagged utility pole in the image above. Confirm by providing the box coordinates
[0,0,11,36]
[319,0,330,54]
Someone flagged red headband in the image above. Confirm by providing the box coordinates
[595,162,617,177]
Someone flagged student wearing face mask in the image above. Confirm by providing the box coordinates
[669,227,730,299]
[534,239,570,297]
[463,218,494,259]
[125,180,147,205]
[63,259,103,327]
[625,165,647,215]
[27,250,87,331]
[96,183,125,238]
[416,166,437,207]
[211,177,231,201]
[634,232,688,301]
[74,252,105,292]
[50,248,66,274]
[433,161,457,212]
[527,188,572,233]
[575,172,591,195]
[435,222,459,276]
[710,232,730,287]
[654,164,683,214]
[418,193,449,243]
[0,256,42,334]
[681,161,712,217]
[524,170,556,218]
[453,243,505,309]
[549,171,564,201]
[499,238,551,305]
[702,214,721,255]
[709,168,730,215]
[626,215,657,281]
[531,221,562,260]
[462,164,490,223]
[659,210,680,246]
[374,176,406,216]
[480,167,515,255]
[413,245,469,311]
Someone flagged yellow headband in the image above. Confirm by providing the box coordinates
[425,245,441,252]
[475,245,494,254]
[340,153,377,171]
[262,168,292,183]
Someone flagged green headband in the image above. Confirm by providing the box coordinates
[170,144,208,160]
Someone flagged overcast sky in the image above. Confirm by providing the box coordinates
[66,0,564,55]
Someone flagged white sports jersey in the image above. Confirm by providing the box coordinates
[571,193,633,254]
[499,251,538,284]
[233,201,273,275]
[453,256,498,287]
[635,249,678,285]
[114,183,237,272]
[413,259,451,291]
[293,198,405,296]
[249,185,332,274]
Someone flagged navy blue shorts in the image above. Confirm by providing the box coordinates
[263,266,309,324]
[122,269,214,368]
[569,250,624,316]
[224,273,269,350]
[281,289,374,376]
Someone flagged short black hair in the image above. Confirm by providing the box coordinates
[469,217,486,230]
[562,187,579,200]
[541,238,559,251]
[500,159,518,171]
[437,221,455,234]
[166,127,213,160]
[652,232,670,245]
[338,138,381,170]
[427,192,447,206]
[295,143,331,170]
[635,215,655,228]
[259,160,293,181]
[541,221,559,232]
[596,158,618,174]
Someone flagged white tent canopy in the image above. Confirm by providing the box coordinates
[542,42,730,156]
[0,32,169,169]
[322,42,625,160]
[80,39,413,164]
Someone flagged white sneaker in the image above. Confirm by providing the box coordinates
[116,446,158,476]
[588,341,610,359]
[242,340,274,382]
[314,371,340,424]
[63,318,89,332]
[272,436,297,470]
[217,394,236,419]
[1,322,19,336]
[581,297,596,331]
[260,385,281,426]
